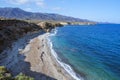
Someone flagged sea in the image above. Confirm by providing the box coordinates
[48,24,120,80]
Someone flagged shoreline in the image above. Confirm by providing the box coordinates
[47,29,83,80]
[0,30,83,80]
[21,33,77,80]
[0,31,77,80]
[23,33,76,80]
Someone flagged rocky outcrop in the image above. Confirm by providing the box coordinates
[0,19,42,53]
[37,22,63,32]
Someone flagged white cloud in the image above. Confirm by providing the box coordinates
[8,0,45,8]
[7,0,63,11]
[24,8,32,11]
[52,7,62,11]
[9,0,28,4]
[36,0,45,7]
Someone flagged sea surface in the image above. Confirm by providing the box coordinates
[49,24,120,80]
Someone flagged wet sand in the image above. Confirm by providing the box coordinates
[20,33,75,80]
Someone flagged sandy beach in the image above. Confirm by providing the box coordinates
[20,33,75,80]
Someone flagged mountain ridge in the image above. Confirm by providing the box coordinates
[0,7,91,22]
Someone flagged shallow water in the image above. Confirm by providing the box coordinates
[49,24,120,80]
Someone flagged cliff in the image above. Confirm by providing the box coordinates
[0,19,42,53]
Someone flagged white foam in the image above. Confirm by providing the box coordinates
[50,28,58,36]
[47,29,84,80]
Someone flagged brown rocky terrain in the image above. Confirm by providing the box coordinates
[37,22,63,32]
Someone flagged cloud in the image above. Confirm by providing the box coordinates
[52,7,62,11]
[24,8,32,11]
[9,0,28,4]
[7,0,63,11]
[8,0,45,8]
[36,0,45,7]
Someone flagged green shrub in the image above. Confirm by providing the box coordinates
[15,73,34,80]
[0,66,13,80]
[0,66,34,80]
[0,66,7,73]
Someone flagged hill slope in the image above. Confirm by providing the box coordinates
[0,7,90,22]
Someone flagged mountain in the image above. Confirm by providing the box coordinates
[0,7,90,22]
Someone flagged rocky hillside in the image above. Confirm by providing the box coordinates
[0,19,42,53]
[0,7,91,22]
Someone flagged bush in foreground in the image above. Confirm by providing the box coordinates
[0,66,34,80]
[0,66,13,80]
[15,73,34,80]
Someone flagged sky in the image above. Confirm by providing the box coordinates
[0,0,120,23]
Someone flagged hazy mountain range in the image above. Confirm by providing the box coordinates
[0,7,90,22]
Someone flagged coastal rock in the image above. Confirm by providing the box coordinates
[37,22,63,32]
[0,19,42,53]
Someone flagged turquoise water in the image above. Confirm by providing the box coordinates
[49,24,120,80]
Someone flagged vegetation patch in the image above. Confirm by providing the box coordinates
[0,66,34,80]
